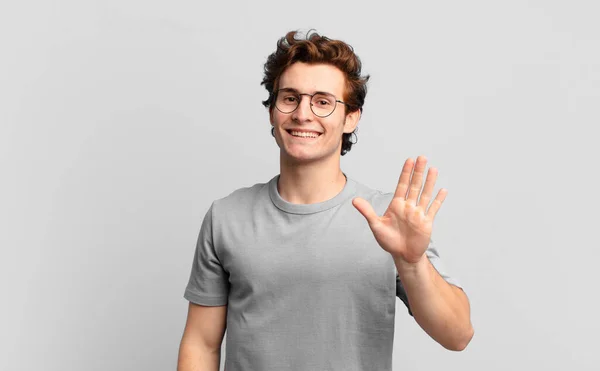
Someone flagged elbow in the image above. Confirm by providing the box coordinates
[446,325,474,351]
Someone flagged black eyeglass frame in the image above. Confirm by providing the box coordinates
[273,88,349,118]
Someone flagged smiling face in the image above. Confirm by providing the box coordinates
[270,62,360,165]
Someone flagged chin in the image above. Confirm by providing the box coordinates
[280,148,318,162]
[282,147,341,165]
[282,154,319,164]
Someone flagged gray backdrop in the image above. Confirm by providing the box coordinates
[2,0,599,370]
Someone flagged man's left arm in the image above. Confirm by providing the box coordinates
[352,155,475,350]
[395,254,474,351]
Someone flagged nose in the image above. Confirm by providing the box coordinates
[292,95,314,122]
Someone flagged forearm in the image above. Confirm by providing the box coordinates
[395,255,474,351]
[177,340,221,371]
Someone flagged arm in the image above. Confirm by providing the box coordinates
[177,302,227,371]
[352,156,474,350]
[395,255,473,351]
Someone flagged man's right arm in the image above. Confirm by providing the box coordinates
[177,302,228,371]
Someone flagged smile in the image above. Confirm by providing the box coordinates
[286,130,322,139]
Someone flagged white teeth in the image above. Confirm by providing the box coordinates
[290,130,320,138]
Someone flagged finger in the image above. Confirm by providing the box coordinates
[393,158,414,200]
[426,188,448,219]
[406,155,428,204]
[418,167,438,210]
[352,197,380,227]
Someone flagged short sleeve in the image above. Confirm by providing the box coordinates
[396,239,462,316]
[183,202,230,306]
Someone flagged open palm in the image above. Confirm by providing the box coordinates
[352,156,447,264]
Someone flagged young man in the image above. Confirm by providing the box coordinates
[178,30,474,371]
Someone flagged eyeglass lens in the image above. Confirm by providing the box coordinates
[275,91,337,117]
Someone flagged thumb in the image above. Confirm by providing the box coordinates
[352,197,380,226]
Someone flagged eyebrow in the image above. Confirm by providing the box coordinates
[278,87,335,96]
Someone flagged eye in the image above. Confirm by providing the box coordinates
[312,94,334,107]
[313,98,332,107]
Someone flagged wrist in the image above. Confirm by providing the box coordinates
[393,253,428,274]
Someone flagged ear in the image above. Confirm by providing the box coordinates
[343,109,361,134]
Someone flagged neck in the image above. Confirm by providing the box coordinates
[278,153,347,205]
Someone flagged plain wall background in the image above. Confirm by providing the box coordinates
[2,0,599,370]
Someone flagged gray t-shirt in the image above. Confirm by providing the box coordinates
[184,173,462,371]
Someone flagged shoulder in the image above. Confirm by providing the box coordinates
[211,177,272,219]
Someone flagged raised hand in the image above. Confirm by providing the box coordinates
[352,156,447,265]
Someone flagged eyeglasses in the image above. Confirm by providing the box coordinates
[274,88,349,118]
